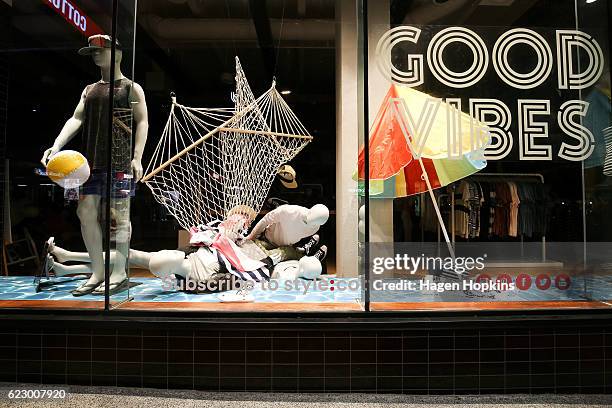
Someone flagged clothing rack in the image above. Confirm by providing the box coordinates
[441,172,558,266]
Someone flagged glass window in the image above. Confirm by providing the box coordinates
[5,0,609,315]
[365,0,612,312]
[0,0,367,313]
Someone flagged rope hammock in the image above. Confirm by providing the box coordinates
[142,57,312,230]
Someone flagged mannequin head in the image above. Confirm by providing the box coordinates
[306,204,329,226]
[78,34,123,75]
[91,48,122,70]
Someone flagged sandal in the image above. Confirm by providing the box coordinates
[33,237,55,286]
[71,280,103,297]
[34,254,56,292]
[93,278,129,296]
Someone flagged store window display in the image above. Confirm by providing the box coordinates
[0,0,361,311]
[30,47,338,306]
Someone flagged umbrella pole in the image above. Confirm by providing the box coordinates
[417,157,456,260]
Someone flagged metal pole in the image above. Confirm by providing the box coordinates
[359,0,370,312]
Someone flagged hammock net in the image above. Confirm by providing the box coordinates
[143,57,312,230]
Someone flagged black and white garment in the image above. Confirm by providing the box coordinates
[216,250,271,282]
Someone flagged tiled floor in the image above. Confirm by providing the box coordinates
[0,274,611,305]
[0,275,360,304]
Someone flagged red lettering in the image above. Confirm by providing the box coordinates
[42,0,103,38]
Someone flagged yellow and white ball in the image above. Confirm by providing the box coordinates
[46,150,90,188]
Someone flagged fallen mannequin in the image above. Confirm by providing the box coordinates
[41,237,327,299]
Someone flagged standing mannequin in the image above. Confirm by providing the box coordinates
[41,35,149,296]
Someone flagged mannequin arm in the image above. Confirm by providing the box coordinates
[245,209,278,240]
[130,83,149,182]
[41,88,87,165]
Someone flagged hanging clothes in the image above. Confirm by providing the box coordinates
[492,182,511,237]
[416,178,550,241]
[476,181,493,239]
[453,181,470,239]
[517,182,543,238]
[466,181,484,238]
[508,182,521,237]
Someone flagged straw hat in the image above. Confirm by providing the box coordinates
[227,204,258,223]
[277,164,298,189]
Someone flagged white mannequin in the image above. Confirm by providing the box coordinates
[41,37,148,296]
[46,242,323,283]
[245,204,330,246]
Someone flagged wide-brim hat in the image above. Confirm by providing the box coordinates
[78,34,121,55]
[278,164,298,189]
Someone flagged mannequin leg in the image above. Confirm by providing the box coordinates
[128,249,152,268]
[51,244,118,265]
[51,246,96,263]
[51,243,177,276]
[266,245,302,265]
[148,250,189,279]
[253,239,304,265]
[76,195,104,286]
[50,260,93,277]
[109,198,130,285]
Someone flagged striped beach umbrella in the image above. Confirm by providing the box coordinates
[357,84,489,197]
[357,85,491,258]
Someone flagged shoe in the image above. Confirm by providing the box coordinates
[71,280,103,297]
[312,245,328,262]
[34,254,56,292]
[298,234,320,256]
[34,237,55,285]
[93,278,129,296]
[45,254,57,277]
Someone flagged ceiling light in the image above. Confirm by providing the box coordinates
[586,0,598,3]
